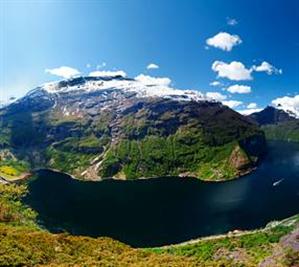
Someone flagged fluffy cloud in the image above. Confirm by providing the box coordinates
[89,70,127,77]
[247,102,257,109]
[272,95,299,118]
[238,108,263,115]
[209,81,221,87]
[223,100,243,108]
[206,92,227,101]
[227,18,238,26]
[206,32,242,51]
[226,84,251,94]
[135,74,171,86]
[252,61,282,75]
[45,66,80,79]
[147,63,159,70]
[212,61,252,81]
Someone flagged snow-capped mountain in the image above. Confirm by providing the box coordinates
[0,75,266,181]
[35,75,208,102]
[248,106,297,125]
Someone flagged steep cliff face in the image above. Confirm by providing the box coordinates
[0,75,266,181]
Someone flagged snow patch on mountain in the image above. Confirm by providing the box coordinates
[0,97,17,109]
[38,75,211,103]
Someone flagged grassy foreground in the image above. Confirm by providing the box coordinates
[0,183,298,266]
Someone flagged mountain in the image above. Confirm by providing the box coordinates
[248,106,296,125]
[248,106,299,142]
[0,75,266,181]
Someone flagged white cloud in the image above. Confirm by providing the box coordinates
[206,92,227,101]
[252,61,282,75]
[272,95,299,118]
[223,100,243,108]
[212,61,253,81]
[226,84,251,94]
[206,32,242,51]
[247,102,257,109]
[89,70,127,77]
[86,63,91,68]
[237,108,263,115]
[45,66,80,79]
[227,18,238,26]
[209,81,221,87]
[147,63,159,70]
[135,74,171,86]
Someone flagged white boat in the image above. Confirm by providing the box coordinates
[273,179,284,187]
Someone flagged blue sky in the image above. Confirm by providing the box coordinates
[1,0,298,113]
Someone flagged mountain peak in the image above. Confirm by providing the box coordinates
[37,75,209,103]
[248,105,297,125]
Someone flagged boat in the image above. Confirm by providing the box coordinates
[273,178,284,187]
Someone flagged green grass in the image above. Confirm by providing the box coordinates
[148,224,296,266]
[0,183,36,227]
[46,147,94,175]
[0,160,30,180]
[99,133,249,181]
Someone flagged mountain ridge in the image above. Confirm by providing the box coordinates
[248,106,299,142]
[0,75,266,181]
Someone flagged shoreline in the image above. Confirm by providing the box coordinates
[34,165,257,184]
[0,172,32,184]
[157,214,299,249]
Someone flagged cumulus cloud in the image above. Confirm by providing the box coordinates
[212,61,252,81]
[226,84,251,94]
[252,61,282,75]
[223,100,243,108]
[89,70,127,77]
[227,18,238,26]
[272,95,299,118]
[206,32,242,51]
[209,81,221,87]
[45,66,80,79]
[247,102,257,109]
[206,92,227,101]
[147,63,159,70]
[238,108,263,115]
[135,74,171,86]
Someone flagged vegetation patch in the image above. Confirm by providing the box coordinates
[0,160,30,180]
[262,121,299,142]
[148,221,299,266]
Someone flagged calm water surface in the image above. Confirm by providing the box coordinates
[24,141,299,247]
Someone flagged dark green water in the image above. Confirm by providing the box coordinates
[24,141,299,247]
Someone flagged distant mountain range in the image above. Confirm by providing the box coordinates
[248,106,296,125]
[0,75,266,181]
[248,106,299,142]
